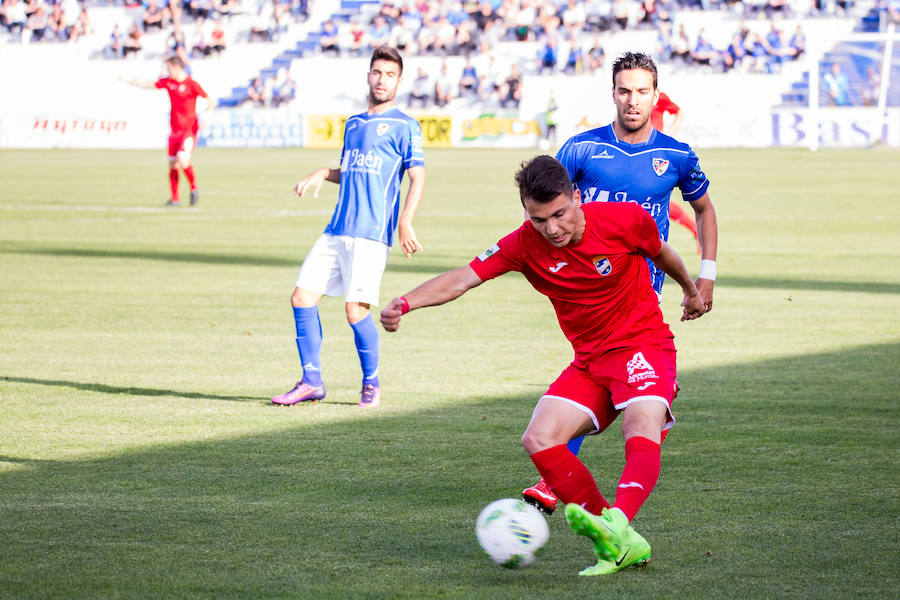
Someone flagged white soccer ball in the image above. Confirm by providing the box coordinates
[475,498,550,568]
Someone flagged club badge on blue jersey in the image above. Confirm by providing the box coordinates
[652,158,669,176]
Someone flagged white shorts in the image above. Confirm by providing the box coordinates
[295,234,390,305]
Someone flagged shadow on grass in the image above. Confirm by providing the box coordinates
[1,342,897,599]
[1,375,260,403]
[714,275,900,295]
[0,244,457,275]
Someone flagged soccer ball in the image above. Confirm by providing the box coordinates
[475,498,550,568]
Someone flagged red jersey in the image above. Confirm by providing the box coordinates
[468,202,674,369]
[155,77,207,135]
[650,91,680,131]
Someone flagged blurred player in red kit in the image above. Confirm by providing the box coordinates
[651,90,698,245]
[380,155,707,576]
[121,55,210,207]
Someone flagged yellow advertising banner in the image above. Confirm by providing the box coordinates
[304,114,453,148]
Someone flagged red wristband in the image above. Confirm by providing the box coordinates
[399,296,410,315]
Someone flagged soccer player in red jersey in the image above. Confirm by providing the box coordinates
[121,55,210,207]
[380,155,706,576]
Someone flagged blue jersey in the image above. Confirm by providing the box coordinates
[555,124,709,293]
[324,107,425,246]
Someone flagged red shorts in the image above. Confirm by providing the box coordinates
[543,346,678,434]
[167,131,195,160]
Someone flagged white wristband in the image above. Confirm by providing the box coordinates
[698,259,717,281]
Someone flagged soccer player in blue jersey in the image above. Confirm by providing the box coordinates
[522,51,719,514]
[272,46,426,409]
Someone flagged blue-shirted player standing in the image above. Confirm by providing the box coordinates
[523,52,719,515]
[273,46,426,409]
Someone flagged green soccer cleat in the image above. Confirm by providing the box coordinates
[565,504,651,574]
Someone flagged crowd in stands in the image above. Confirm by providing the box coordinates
[1,0,93,43]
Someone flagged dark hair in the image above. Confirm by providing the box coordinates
[165,54,185,69]
[514,155,574,205]
[612,52,658,89]
[370,45,403,74]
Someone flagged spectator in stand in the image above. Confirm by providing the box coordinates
[511,0,537,41]
[59,0,78,41]
[408,66,430,108]
[655,0,674,24]
[640,0,658,26]
[368,14,391,50]
[434,61,453,107]
[585,0,614,32]
[143,0,166,32]
[862,66,880,106]
[562,0,586,30]
[691,28,716,68]
[165,0,182,27]
[788,24,805,57]
[433,16,456,53]
[189,0,212,21]
[272,68,296,107]
[671,23,690,65]
[586,36,605,73]
[123,23,142,57]
[456,18,477,54]
[47,1,65,40]
[320,19,339,54]
[5,0,27,38]
[539,34,559,74]
[747,32,771,73]
[722,32,746,72]
[214,0,239,21]
[105,23,123,56]
[208,18,225,54]
[823,62,850,106]
[500,63,522,110]
[390,13,417,52]
[348,20,367,55]
[191,19,209,57]
[612,0,631,30]
[249,0,275,41]
[459,55,479,96]
[25,4,48,42]
[246,76,266,106]
[564,38,584,74]
[765,0,790,18]
[167,22,191,65]
[74,5,91,40]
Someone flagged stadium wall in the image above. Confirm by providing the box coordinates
[1,44,898,149]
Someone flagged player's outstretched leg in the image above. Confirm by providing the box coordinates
[564,504,651,576]
[522,436,584,514]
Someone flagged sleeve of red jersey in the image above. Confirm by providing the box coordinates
[468,228,524,282]
[154,78,166,89]
[628,205,663,259]
[193,79,209,98]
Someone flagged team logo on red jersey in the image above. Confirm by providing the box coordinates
[376,123,389,136]
[592,256,612,276]
[652,158,669,176]
[626,352,657,384]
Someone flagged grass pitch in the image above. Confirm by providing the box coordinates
[0,147,898,599]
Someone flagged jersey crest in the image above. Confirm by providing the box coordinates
[652,158,669,176]
[592,255,612,276]
[376,123,389,136]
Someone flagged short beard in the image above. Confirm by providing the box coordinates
[369,89,395,107]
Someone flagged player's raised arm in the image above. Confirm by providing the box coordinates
[690,192,718,311]
[650,241,705,322]
[294,168,341,198]
[397,165,425,258]
[380,265,483,332]
[117,75,156,90]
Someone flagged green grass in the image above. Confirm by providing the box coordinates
[0,147,898,599]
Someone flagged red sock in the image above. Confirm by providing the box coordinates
[529,444,610,515]
[183,165,196,189]
[169,168,180,201]
[612,436,661,522]
[669,201,699,249]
